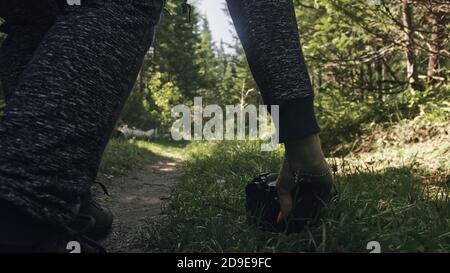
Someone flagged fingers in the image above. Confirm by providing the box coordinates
[277,158,296,217]
[278,186,293,218]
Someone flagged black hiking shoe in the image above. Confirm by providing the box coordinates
[69,183,113,240]
[0,200,106,253]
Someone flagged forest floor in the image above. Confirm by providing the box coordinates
[99,156,181,252]
[95,140,187,252]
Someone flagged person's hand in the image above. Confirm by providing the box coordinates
[277,134,330,219]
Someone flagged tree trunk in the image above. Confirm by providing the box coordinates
[376,58,383,100]
[402,0,420,90]
[367,63,373,94]
[359,66,365,102]
[427,4,446,84]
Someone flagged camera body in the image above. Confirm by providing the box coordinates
[246,172,332,233]
[245,172,286,232]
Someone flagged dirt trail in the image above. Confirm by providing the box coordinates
[99,156,181,253]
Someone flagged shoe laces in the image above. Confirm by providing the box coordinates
[94,182,110,196]
[59,181,110,253]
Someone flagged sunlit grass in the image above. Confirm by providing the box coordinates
[99,138,188,177]
[134,139,189,160]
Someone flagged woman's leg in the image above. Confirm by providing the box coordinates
[226,0,320,143]
[0,1,59,102]
[0,0,164,227]
[226,0,333,221]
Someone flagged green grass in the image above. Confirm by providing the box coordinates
[133,139,189,160]
[138,141,450,253]
[99,138,188,177]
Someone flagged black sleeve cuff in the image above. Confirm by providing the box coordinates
[274,97,321,143]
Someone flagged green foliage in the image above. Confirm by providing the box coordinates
[99,139,156,176]
[316,85,450,154]
[121,71,183,131]
[120,0,228,131]
[295,0,449,94]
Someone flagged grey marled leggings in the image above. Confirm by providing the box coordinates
[0,0,319,225]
